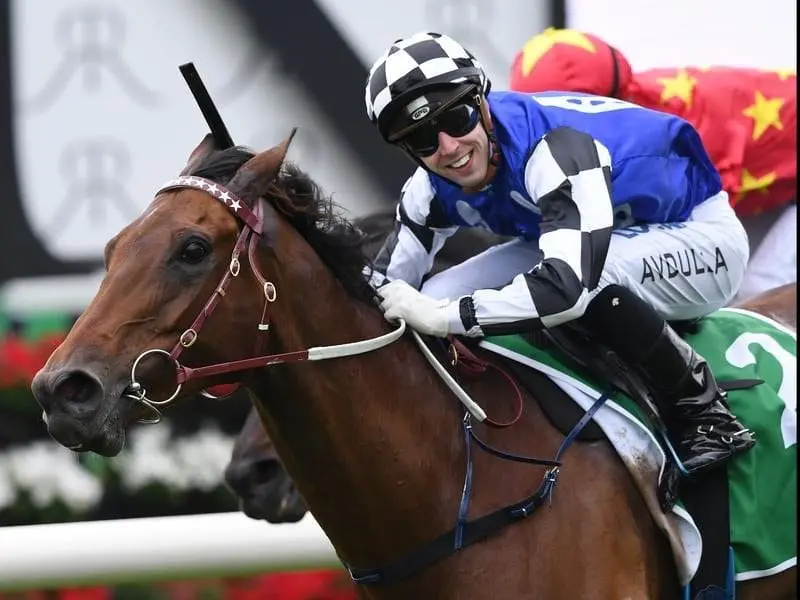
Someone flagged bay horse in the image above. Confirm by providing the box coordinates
[31,134,795,599]
[735,282,796,330]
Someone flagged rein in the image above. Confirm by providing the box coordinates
[125,175,608,586]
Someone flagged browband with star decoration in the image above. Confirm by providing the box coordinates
[156,176,263,233]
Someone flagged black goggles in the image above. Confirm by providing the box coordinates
[397,102,481,157]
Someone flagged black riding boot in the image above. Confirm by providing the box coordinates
[637,322,756,475]
[579,285,756,476]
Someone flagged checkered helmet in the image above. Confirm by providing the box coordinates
[365,32,490,141]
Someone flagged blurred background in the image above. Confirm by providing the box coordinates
[0,0,794,598]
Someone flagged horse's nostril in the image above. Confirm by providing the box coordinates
[225,459,282,495]
[31,369,103,413]
[55,371,102,405]
[250,460,281,485]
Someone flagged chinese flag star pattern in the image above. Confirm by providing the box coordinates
[509,30,796,217]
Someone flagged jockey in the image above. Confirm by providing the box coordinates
[365,31,756,476]
[509,28,797,303]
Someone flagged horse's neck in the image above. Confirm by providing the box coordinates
[247,271,466,566]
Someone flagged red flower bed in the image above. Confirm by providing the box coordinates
[0,570,357,600]
[0,333,65,388]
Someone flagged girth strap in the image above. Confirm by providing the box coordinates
[344,392,611,586]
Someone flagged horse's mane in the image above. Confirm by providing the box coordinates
[189,146,378,304]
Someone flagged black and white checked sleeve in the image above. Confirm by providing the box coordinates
[370,168,459,290]
[449,126,614,336]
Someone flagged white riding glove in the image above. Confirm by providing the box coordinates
[378,279,466,338]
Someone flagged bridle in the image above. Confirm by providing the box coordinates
[123,175,406,423]
[120,62,489,426]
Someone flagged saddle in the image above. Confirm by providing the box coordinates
[446,320,703,475]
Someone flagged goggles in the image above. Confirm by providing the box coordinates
[397,101,481,157]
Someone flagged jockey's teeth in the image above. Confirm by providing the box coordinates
[450,152,471,169]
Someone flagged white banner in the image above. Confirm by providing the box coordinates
[10,0,381,261]
[567,0,796,71]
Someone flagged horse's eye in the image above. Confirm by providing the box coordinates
[180,239,210,264]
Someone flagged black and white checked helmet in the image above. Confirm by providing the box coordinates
[365,32,490,141]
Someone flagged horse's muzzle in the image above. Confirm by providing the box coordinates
[31,367,108,448]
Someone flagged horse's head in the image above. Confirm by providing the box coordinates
[31,130,359,456]
[224,405,307,523]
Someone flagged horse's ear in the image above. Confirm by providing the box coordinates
[227,128,298,199]
[180,133,218,176]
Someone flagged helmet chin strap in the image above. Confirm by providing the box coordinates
[402,94,501,194]
[462,94,500,194]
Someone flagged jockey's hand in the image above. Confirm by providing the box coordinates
[378,279,462,338]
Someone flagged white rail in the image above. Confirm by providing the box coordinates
[0,512,340,592]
